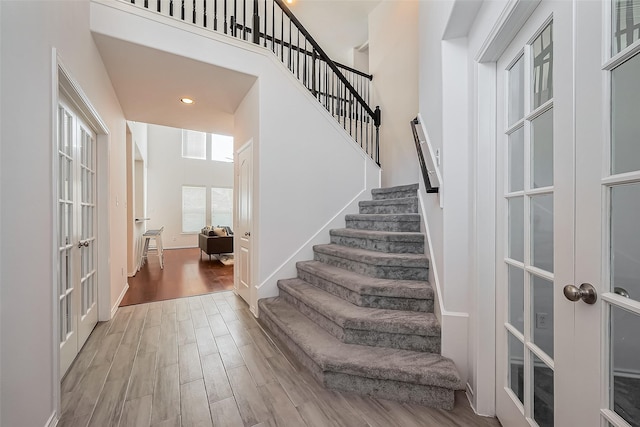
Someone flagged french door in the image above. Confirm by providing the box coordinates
[58,97,98,376]
[496,1,640,426]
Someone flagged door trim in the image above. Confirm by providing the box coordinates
[51,49,111,420]
[472,0,543,417]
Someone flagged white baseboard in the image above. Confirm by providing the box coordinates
[45,411,58,427]
[111,282,129,318]
[164,245,198,250]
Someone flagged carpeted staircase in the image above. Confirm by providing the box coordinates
[258,184,463,409]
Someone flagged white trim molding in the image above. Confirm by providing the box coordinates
[112,282,130,317]
[475,0,542,62]
[45,411,58,427]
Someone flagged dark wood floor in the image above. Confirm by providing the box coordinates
[121,248,234,306]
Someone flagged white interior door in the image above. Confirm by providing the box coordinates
[58,98,98,376]
[235,141,253,305]
[496,1,640,426]
[576,1,640,425]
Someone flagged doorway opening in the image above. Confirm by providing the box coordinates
[120,124,236,307]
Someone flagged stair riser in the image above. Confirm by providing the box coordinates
[296,268,433,312]
[325,373,455,410]
[346,219,420,232]
[372,190,417,201]
[359,201,418,215]
[279,288,440,353]
[314,252,428,281]
[330,234,424,254]
[258,303,453,410]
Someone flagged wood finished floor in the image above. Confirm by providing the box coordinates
[121,248,234,306]
[61,291,501,427]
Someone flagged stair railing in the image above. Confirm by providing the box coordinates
[411,117,440,193]
[125,0,381,164]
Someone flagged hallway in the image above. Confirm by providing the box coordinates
[59,291,500,426]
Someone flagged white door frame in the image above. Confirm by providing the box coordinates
[471,0,543,416]
[51,50,110,419]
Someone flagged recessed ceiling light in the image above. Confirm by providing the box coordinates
[180,98,194,104]
[286,0,293,4]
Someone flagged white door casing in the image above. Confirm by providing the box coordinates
[235,140,253,305]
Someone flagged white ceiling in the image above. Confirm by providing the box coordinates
[289,0,381,65]
[93,34,257,135]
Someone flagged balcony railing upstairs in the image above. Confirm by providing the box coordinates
[125,0,381,164]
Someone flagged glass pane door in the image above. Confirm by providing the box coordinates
[498,15,557,427]
[602,2,640,424]
[77,121,98,348]
[58,102,78,375]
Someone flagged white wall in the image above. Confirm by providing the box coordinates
[368,0,419,188]
[0,1,127,425]
[145,124,234,249]
[90,0,381,314]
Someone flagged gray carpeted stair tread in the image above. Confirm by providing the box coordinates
[359,197,418,213]
[360,197,418,207]
[330,228,425,254]
[278,278,440,336]
[330,228,424,243]
[314,244,428,268]
[371,184,419,196]
[296,260,433,300]
[259,297,462,390]
[345,213,421,222]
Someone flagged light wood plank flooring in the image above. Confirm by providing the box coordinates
[60,291,501,426]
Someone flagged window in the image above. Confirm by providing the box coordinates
[211,188,233,227]
[182,130,206,160]
[211,134,234,162]
[182,186,206,233]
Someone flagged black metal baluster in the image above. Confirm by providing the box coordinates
[170,0,174,15]
[243,0,246,40]
[144,0,148,8]
[157,0,161,12]
[303,38,308,87]
[280,10,284,62]
[252,0,259,43]
[375,106,380,164]
[330,70,334,116]
[271,0,275,52]
[214,0,218,30]
[296,29,300,79]
[325,62,329,111]
[223,0,227,33]
[349,92,353,136]
[263,0,267,46]
[204,0,208,27]
[288,20,292,70]
[340,83,347,130]
[233,0,237,36]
